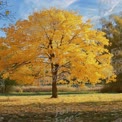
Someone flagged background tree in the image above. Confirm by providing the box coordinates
[101,14,122,92]
[1,8,116,98]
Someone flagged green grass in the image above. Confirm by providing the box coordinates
[0,91,99,96]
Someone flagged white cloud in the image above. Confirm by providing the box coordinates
[19,0,122,23]
[99,0,121,17]
[90,0,122,26]
[63,0,78,7]
[20,0,78,19]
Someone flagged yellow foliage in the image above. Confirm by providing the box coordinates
[0,8,116,86]
[2,72,9,79]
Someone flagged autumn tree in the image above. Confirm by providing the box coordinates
[101,14,122,92]
[1,8,116,98]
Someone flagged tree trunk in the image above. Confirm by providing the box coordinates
[51,80,58,98]
[51,64,59,98]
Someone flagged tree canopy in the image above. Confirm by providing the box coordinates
[0,8,116,97]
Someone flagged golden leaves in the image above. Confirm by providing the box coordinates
[2,72,9,79]
[0,8,116,86]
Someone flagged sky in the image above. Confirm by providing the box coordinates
[0,0,122,36]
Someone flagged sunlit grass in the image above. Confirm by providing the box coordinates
[0,93,122,105]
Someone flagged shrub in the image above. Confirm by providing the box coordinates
[0,78,17,93]
[9,85,77,92]
[101,80,122,93]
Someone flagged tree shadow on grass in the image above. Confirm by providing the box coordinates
[0,101,122,122]
[0,91,99,96]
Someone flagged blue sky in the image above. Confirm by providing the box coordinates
[0,0,122,36]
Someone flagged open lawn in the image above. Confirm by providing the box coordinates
[0,93,122,122]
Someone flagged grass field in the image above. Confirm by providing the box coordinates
[0,93,122,122]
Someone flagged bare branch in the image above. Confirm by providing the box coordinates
[59,33,65,46]
[0,0,15,22]
[68,34,78,44]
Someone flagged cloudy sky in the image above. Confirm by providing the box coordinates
[0,0,122,36]
[12,0,122,19]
